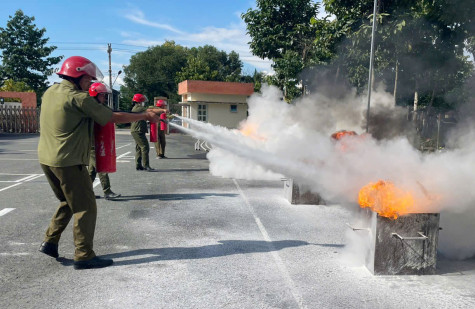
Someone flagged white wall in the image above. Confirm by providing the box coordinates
[189,102,247,129]
[188,93,248,104]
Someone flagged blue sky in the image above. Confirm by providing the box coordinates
[1,1,325,89]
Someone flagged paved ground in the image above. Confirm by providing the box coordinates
[1,130,475,309]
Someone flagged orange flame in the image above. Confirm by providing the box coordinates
[358,180,415,219]
[239,123,266,141]
[331,130,358,140]
[331,130,360,152]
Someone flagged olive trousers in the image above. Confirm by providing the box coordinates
[154,130,166,157]
[40,164,97,261]
[88,148,111,194]
[131,131,150,168]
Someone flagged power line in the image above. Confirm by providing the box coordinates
[50,41,150,48]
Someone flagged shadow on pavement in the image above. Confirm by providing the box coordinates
[166,154,208,160]
[435,255,475,275]
[100,239,311,266]
[153,168,209,172]
[113,193,238,201]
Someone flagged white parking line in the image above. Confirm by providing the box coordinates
[116,143,131,150]
[15,174,38,182]
[233,179,307,309]
[91,151,131,185]
[0,183,22,192]
[0,174,43,192]
[0,208,15,216]
[93,179,100,188]
[117,151,131,159]
[25,175,43,182]
[0,158,39,161]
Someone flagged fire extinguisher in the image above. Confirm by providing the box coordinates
[160,113,167,131]
[94,122,116,173]
[150,122,158,142]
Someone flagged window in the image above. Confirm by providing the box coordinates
[230,104,237,113]
[198,104,207,122]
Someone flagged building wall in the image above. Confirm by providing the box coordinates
[189,102,247,129]
[0,91,37,108]
[178,80,254,96]
[187,93,248,103]
[178,80,254,130]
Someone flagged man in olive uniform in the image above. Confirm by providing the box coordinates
[88,82,121,200]
[154,99,168,159]
[38,56,166,269]
[130,94,154,171]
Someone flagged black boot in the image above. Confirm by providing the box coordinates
[39,242,59,258]
[73,256,114,270]
[104,191,121,200]
[136,166,144,171]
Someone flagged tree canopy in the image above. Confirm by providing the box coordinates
[241,0,474,109]
[121,41,256,113]
[176,45,243,82]
[0,10,62,97]
[242,0,321,100]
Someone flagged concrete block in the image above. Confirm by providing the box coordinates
[365,211,440,275]
[283,178,324,205]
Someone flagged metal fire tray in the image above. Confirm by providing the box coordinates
[364,210,440,275]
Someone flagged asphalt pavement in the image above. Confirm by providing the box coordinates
[1,130,475,309]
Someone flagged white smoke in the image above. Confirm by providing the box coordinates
[172,83,475,260]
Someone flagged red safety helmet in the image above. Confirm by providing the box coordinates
[133,93,148,103]
[89,82,111,97]
[155,99,167,107]
[56,56,104,80]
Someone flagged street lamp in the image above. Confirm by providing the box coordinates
[108,70,122,110]
[113,70,122,87]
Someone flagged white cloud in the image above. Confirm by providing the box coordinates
[121,39,164,47]
[120,8,273,73]
[124,9,184,34]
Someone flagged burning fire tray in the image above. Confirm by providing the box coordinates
[365,211,440,275]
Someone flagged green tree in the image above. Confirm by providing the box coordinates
[242,0,321,100]
[177,45,244,82]
[122,41,189,114]
[322,0,474,109]
[176,56,219,82]
[122,41,256,115]
[0,79,34,92]
[224,51,243,82]
[0,10,62,96]
[0,79,34,102]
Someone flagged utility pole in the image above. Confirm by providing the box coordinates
[107,43,113,108]
[366,0,378,133]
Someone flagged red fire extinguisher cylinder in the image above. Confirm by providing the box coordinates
[150,122,158,142]
[94,122,116,173]
[160,113,167,131]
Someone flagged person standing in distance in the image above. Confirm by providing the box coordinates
[88,82,121,200]
[154,99,168,159]
[38,56,166,269]
[130,94,154,171]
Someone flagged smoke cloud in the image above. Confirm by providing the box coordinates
[172,82,475,260]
